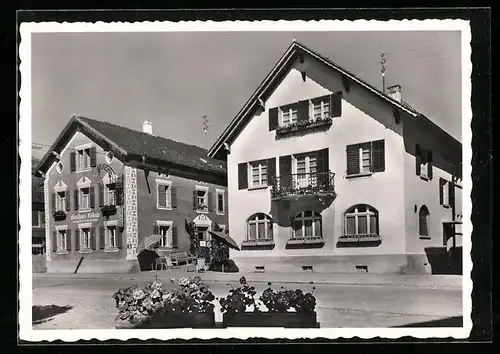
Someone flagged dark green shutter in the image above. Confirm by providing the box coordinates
[70,152,76,171]
[99,225,106,249]
[89,186,95,208]
[192,190,198,209]
[51,192,56,211]
[449,181,455,208]
[99,185,105,207]
[91,228,96,250]
[331,92,342,117]
[171,187,177,208]
[65,191,71,211]
[279,155,292,189]
[269,107,279,131]
[153,224,159,235]
[116,228,123,249]
[172,224,178,248]
[298,100,309,121]
[371,140,385,172]
[90,147,97,167]
[74,189,79,210]
[115,175,124,205]
[439,178,445,205]
[346,144,360,175]
[316,148,329,173]
[415,144,421,175]
[427,150,433,179]
[238,163,248,190]
[74,229,80,251]
[52,230,57,252]
[207,191,213,211]
[67,229,72,251]
[158,184,166,207]
[267,158,276,186]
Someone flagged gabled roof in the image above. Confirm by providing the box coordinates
[34,116,226,177]
[208,40,460,160]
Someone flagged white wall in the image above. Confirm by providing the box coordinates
[227,59,408,260]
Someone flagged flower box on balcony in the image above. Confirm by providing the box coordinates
[101,204,117,217]
[52,210,66,221]
[222,311,317,328]
[287,237,324,245]
[115,311,216,329]
[337,234,381,243]
[242,239,275,246]
[276,117,333,137]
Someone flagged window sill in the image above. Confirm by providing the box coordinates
[419,175,430,181]
[242,239,274,246]
[104,247,120,252]
[79,248,93,254]
[78,208,92,213]
[346,172,373,179]
[419,236,431,240]
[442,204,450,209]
[56,250,69,255]
[248,185,269,191]
[287,237,324,245]
[216,211,225,216]
[338,234,381,242]
[196,209,209,214]
[157,206,173,211]
[76,168,93,173]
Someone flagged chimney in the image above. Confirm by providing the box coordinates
[387,84,402,102]
[142,120,152,135]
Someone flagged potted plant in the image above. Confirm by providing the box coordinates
[113,276,216,329]
[219,277,318,328]
[101,204,117,217]
[52,210,66,221]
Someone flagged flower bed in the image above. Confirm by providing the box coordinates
[219,277,318,328]
[112,276,216,329]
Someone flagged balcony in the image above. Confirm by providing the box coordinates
[270,172,335,200]
[276,117,333,138]
[101,204,117,217]
[52,210,66,221]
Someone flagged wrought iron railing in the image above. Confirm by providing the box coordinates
[270,171,335,199]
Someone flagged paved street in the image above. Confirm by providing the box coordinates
[32,273,462,329]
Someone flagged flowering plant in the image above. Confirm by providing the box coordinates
[218,278,317,314]
[112,281,169,324]
[160,276,215,314]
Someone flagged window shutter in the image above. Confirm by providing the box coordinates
[371,140,385,172]
[89,186,95,208]
[65,191,71,211]
[66,229,72,251]
[99,185,105,207]
[427,150,433,180]
[207,191,213,211]
[70,152,76,172]
[269,107,279,131]
[51,192,56,211]
[415,144,421,175]
[171,187,177,208]
[90,147,97,167]
[238,163,248,190]
[439,178,445,205]
[74,189,79,210]
[116,228,123,249]
[331,92,342,117]
[99,225,106,249]
[267,158,276,186]
[91,228,96,250]
[279,155,292,189]
[153,224,159,235]
[346,144,360,175]
[316,148,329,173]
[52,231,57,252]
[448,180,455,208]
[298,100,309,121]
[115,175,124,206]
[74,229,80,251]
[172,224,178,248]
[158,185,166,207]
[192,190,198,209]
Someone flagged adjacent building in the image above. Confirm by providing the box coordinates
[208,40,463,274]
[34,116,228,273]
[32,157,45,254]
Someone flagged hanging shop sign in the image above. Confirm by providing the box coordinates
[71,211,100,223]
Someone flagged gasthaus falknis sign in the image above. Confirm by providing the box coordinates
[71,212,100,223]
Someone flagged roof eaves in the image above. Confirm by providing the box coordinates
[75,116,129,156]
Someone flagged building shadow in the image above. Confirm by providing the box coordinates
[209,259,240,273]
[393,316,463,328]
[424,247,462,275]
[32,305,73,325]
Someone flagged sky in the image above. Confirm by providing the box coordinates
[31,30,462,159]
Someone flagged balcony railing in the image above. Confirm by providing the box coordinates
[270,171,335,199]
[276,117,333,137]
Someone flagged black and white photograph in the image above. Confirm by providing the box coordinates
[19,19,472,341]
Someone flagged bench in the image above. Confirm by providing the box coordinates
[170,251,196,267]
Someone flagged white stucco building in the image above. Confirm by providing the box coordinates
[208,40,463,274]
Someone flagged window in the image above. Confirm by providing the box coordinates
[107,226,117,248]
[280,104,298,126]
[82,228,91,249]
[58,230,67,251]
[247,213,273,240]
[159,225,171,248]
[293,211,322,238]
[311,97,330,120]
[415,145,433,180]
[80,187,90,210]
[216,189,225,214]
[32,211,44,227]
[105,151,114,164]
[440,178,450,207]
[344,204,379,236]
[250,160,267,187]
[196,189,208,211]
[418,205,430,237]
[56,161,64,174]
[157,181,172,209]
[346,140,385,176]
[56,191,66,211]
[105,183,116,205]
[77,148,91,171]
